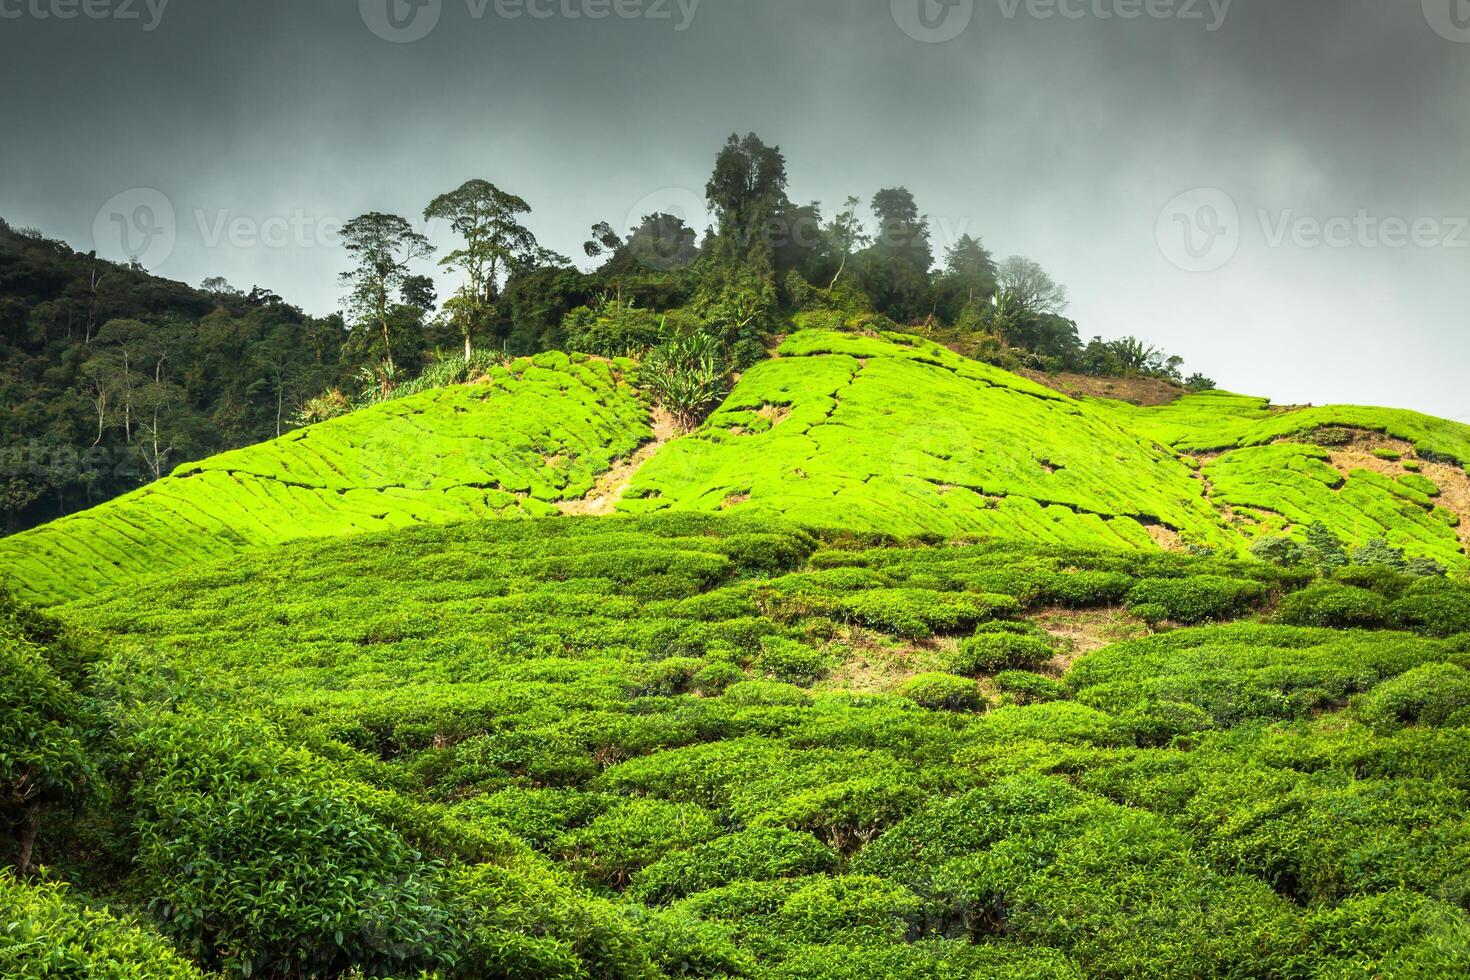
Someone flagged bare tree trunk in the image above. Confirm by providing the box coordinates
[464,332,473,361]
[16,806,39,874]
[828,252,847,291]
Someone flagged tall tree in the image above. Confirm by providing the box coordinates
[870,187,932,272]
[338,212,435,372]
[705,133,790,256]
[824,196,870,290]
[423,180,537,358]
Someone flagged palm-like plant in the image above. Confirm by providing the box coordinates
[641,333,732,432]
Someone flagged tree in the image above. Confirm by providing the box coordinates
[338,213,435,372]
[706,133,790,256]
[943,235,998,304]
[994,256,1068,318]
[423,180,538,358]
[870,187,932,272]
[824,196,870,290]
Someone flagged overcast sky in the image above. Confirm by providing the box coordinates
[2,0,1467,419]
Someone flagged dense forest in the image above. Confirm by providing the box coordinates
[0,133,1212,536]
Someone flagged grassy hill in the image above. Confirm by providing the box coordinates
[0,351,650,603]
[6,330,1469,606]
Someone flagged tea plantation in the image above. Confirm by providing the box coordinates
[0,352,650,604]
[5,510,1470,977]
[4,333,1470,977]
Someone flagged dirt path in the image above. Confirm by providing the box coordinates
[557,408,679,517]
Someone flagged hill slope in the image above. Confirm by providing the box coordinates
[1099,390,1470,568]
[6,330,1470,605]
[619,330,1231,548]
[0,351,650,603]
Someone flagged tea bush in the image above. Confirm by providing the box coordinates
[898,673,987,712]
[1126,575,1268,624]
[1356,663,1470,731]
[1276,582,1394,629]
[0,872,206,979]
[949,631,1055,675]
[629,828,839,905]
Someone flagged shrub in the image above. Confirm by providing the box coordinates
[1120,700,1216,747]
[1250,535,1307,568]
[132,718,448,978]
[1036,571,1133,607]
[1131,602,1170,629]
[750,777,925,853]
[1276,583,1394,630]
[692,661,746,696]
[950,632,1054,675]
[755,637,834,687]
[560,798,721,887]
[0,633,92,873]
[994,671,1067,706]
[899,673,987,712]
[1125,576,1268,624]
[629,828,840,904]
[447,861,656,979]
[1356,664,1470,731]
[1391,579,1470,637]
[775,875,923,945]
[640,332,732,431]
[833,589,1019,639]
[1333,563,1414,598]
[0,872,206,979]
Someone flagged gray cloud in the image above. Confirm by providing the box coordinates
[2,0,1466,418]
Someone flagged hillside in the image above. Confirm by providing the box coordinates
[15,512,1470,977]
[6,329,1470,606]
[0,351,650,603]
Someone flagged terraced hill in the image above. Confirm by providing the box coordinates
[0,352,650,603]
[6,330,1469,605]
[622,330,1470,569]
[1100,390,1470,569]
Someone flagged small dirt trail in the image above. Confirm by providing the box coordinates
[557,408,680,517]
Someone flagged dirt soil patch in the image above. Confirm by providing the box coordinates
[1020,370,1187,407]
[556,407,679,517]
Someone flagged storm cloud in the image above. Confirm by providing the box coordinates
[2,0,1466,417]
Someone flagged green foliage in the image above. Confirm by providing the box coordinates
[0,625,92,872]
[1126,575,1267,624]
[0,871,206,979]
[1391,578,1470,637]
[1356,663,1470,731]
[639,331,733,431]
[898,672,987,712]
[131,716,448,977]
[755,637,833,686]
[1276,582,1394,629]
[628,828,839,904]
[950,631,1055,675]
